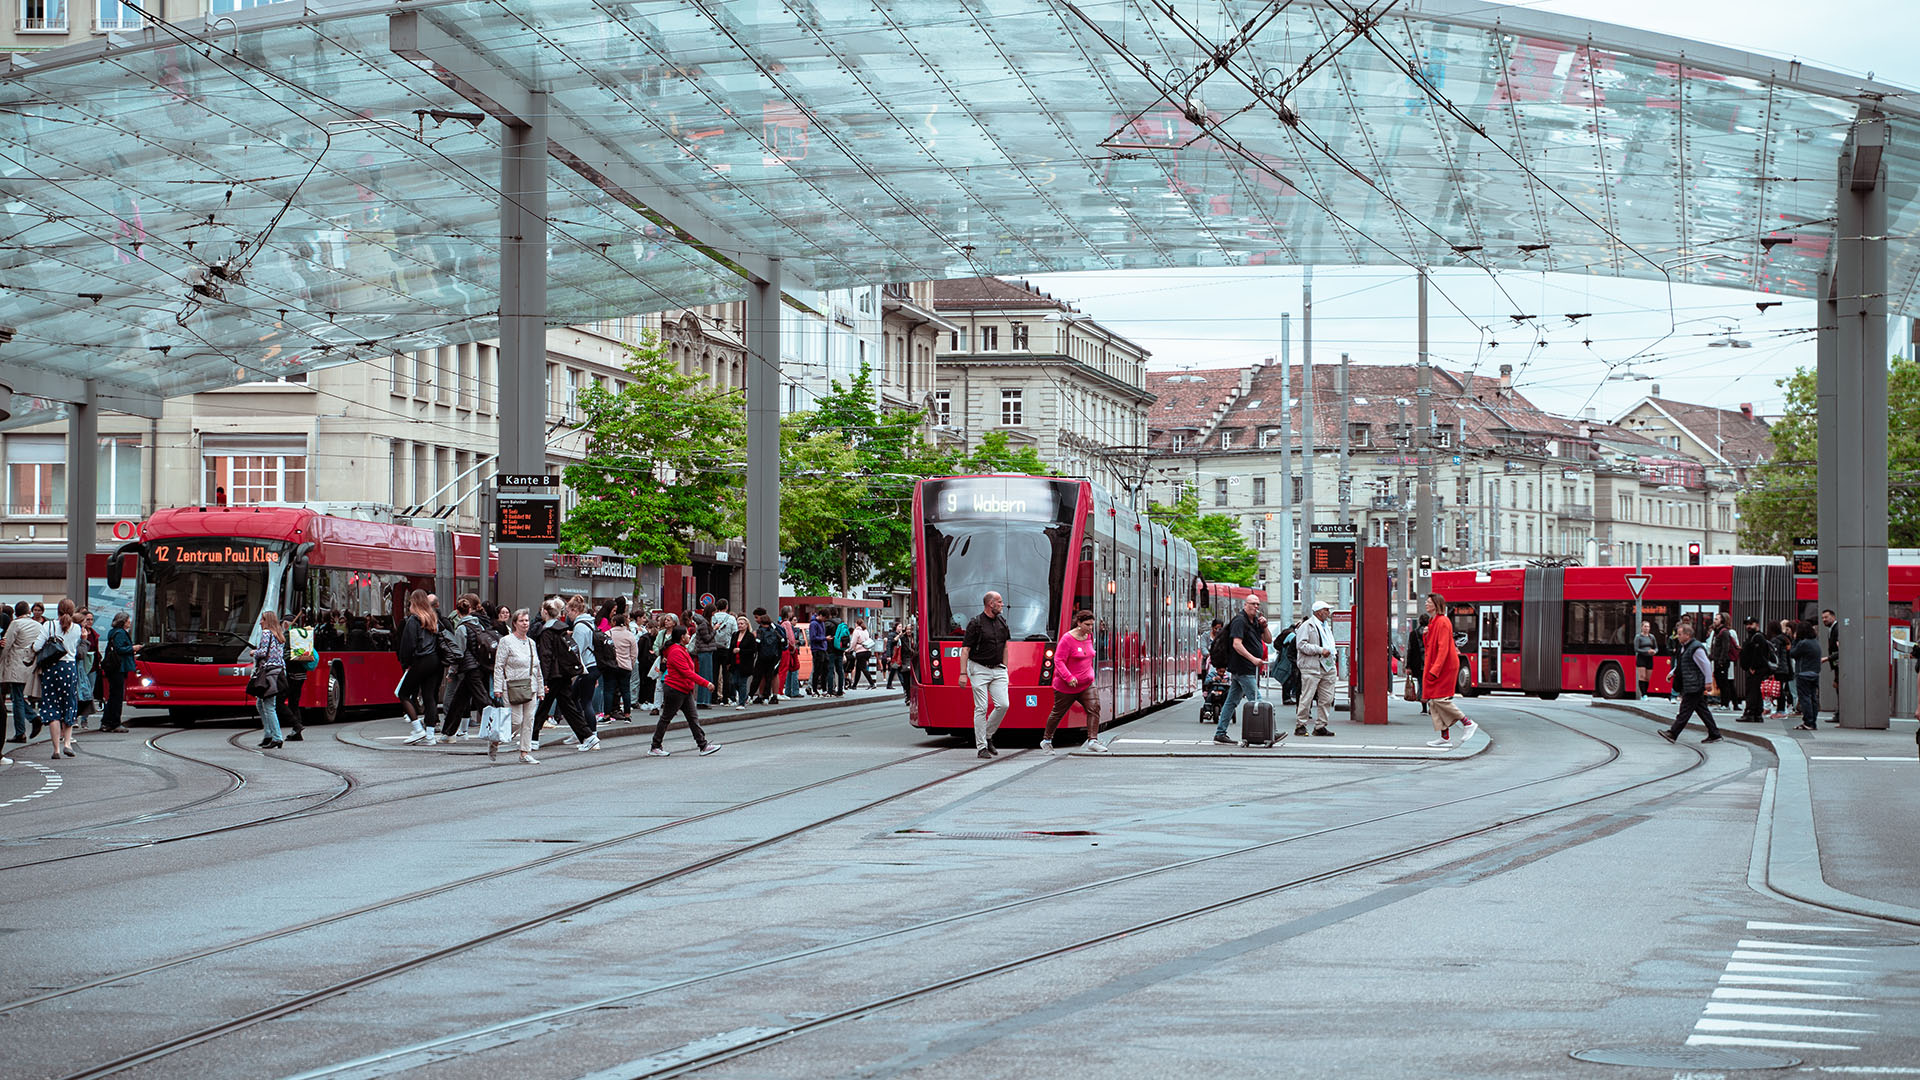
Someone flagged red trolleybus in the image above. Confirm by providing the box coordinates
[1430,562,1797,700]
[1794,557,1920,629]
[909,475,1202,739]
[110,507,490,721]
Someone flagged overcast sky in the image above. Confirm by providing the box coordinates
[1027,0,1916,422]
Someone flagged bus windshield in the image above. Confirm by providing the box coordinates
[922,477,1079,641]
[138,538,289,663]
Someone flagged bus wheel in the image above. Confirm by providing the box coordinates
[1595,663,1626,700]
[1537,692,1560,701]
[321,662,345,724]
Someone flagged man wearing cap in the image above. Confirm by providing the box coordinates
[1737,615,1773,724]
[1293,600,1338,737]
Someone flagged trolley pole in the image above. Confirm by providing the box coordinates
[1301,267,1317,610]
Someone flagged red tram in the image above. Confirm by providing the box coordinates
[908,475,1203,737]
[111,507,491,721]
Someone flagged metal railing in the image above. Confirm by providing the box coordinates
[1557,503,1594,520]
[16,15,69,31]
[93,14,140,31]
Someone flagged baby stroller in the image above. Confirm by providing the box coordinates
[1198,668,1232,724]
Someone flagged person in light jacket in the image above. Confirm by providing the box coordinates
[2,601,43,742]
[492,607,545,764]
[1294,601,1338,737]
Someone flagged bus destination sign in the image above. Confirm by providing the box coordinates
[496,495,561,545]
[1309,539,1357,575]
[149,541,282,566]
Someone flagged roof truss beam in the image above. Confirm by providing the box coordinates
[0,368,164,419]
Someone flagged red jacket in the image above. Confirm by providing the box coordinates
[663,642,711,694]
[1422,613,1459,701]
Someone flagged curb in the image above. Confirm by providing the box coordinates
[1593,699,1920,927]
[336,691,908,754]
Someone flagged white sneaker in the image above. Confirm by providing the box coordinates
[563,734,579,745]
[1040,738,1054,753]
[647,747,670,757]
[423,733,441,746]
[1425,737,1454,748]
[699,743,722,756]
[1084,739,1111,754]
[579,734,601,752]
[519,753,540,764]
[403,729,429,745]
[736,702,746,710]
[529,741,540,751]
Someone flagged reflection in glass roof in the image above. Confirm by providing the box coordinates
[0,0,1913,426]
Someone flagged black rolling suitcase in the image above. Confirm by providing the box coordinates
[1241,680,1282,747]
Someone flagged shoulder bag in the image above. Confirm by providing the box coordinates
[33,632,68,669]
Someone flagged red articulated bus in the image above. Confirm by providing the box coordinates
[1794,559,1920,627]
[909,475,1203,739]
[1430,562,1798,700]
[111,507,491,722]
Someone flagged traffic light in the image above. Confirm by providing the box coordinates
[1688,542,1702,565]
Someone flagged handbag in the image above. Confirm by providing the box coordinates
[246,669,285,698]
[478,704,513,744]
[1402,674,1419,702]
[33,633,68,669]
[505,677,535,706]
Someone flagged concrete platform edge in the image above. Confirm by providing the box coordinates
[1592,700,1920,927]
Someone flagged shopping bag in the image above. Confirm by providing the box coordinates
[478,704,513,744]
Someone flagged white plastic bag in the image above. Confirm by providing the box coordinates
[478,704,513,744]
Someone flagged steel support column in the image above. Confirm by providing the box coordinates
[497,99,549,617]
[1415,271,1435,584]
[1826,113,1890,729]
[64,382,96,602]
[1300,268,1316,609]
[745,260,783,614]
[1815,268,1836,709]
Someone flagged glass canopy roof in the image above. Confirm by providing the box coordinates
[0,0,1913,427]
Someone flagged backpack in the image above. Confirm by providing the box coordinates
[465,619,500,671]
[1208,624,1237,670]
[832,622,851,651]
[757,624,784,659]
[287,625,316,664]
[592,624,620,671]
[538,621,583,681]
[436,623,462,667]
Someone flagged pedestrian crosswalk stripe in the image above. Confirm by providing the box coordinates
[1726,961,1865,974]
[1703,1003,1875,1018]
[1747,921,1874,933]
[1688,1034,1863,1051]
[1732,951,1873,964]
[1738,940,1869,952]
[1721,975,1855,987]
[1714,988,1866,1002]
[1694,1018,1873,1035]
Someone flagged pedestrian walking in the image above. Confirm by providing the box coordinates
[1660,620,1723,745]
[1042,610,1106,753]
[1790,621,1822,731]
[566,596,603,744]
[650,624,722,757]
[1421,593,1477,748]
[536,597,597,751]
[606,612,637,722]
[848,619,875,689]
[750,607,783,703]
[1737,616,1771,723]
[439,596,491,738]
[895,613,917,703]
[38,599,84,758]
[1405,613,1428,714]
[397,590,445,745]
[492,607,545,764]
[2,600,40,743]
[278,609,315,741]
[1212,593,1268,745]
[102,612,137,733]
[1293,600,1338,738]
[1708,614,1737,711]
[1633,620,1657,698]
[248,609,289,750]
[959,591,1011,758]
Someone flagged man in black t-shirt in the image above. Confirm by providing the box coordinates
[959,592,1011,758]
[1211,594,1267,745]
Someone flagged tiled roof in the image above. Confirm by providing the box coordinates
[1144,367,1250,439]
[1636,396,1774,466]
[929,276,1074,312]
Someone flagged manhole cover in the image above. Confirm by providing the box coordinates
[1572,1046,1799,1069]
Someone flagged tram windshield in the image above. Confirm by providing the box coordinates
[922,477,1079,641]
[137,538,289,663]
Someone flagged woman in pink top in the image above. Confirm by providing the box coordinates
[1043,610,1107,753]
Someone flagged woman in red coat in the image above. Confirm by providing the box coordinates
[1421,593,1477,749]
[651,624,722,758]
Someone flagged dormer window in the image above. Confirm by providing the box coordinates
[1171,433,1186,451]
[1348,423,1371,448]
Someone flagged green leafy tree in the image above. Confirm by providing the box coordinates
[781,364,953,594]
[1147,489,1260,585]
[958,430,1055,476]
[558,338,743,573]
[1737,357,1920,555]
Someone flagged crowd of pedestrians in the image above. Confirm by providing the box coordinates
[0,598,138,759]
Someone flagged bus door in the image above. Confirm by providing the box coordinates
[1477,602,1521,688]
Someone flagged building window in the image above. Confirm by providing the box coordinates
[18,0,66,31]
[1170,433,1185,452]
[950,329,968,351]
[1456,477,1470,505]
[97,436,142,517]
[1214,478,1229,507]
[1221,431,1232,450]
[1010,322,1028,350]
[1292,476,1304,503]
[5,435,63,516]
[1252,477,1266,504]
[932,389,951,427]
[93,0,137,31]
[203,436,307,506]
[979,326,998,351]
[1432,426,1451,448]
[1348,423,1370,448]
[1000,389,1022,427]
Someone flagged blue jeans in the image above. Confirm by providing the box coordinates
[825,651,845,694]
[5,682,30,737]
[258,693,283,742]
[784,665,800,698]
[1797,674,1819,727]
[696,652,714,705]
[1215,673,1258,738]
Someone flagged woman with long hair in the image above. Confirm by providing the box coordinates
[39,599,84,758]
[398,589,444,745]
[492,607,545,764]
[651,624,721,757]
[250,610,289,749]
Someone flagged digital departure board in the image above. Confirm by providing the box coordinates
[1793,553,1817,575]
[1309,539,1356,575]
[496,495,561,545]
[148,541,283,566]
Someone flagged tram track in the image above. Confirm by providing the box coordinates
[0,700,906,872]
[266,707,1707,1080]
[48,741,1005,1080]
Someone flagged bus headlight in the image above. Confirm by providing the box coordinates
[139,677,154,688]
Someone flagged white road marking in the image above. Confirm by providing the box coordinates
[0,761,63,808]
[1747,921,1874,933]
[1863,756,1915,762]
[1810,755,1869,760]
[1694,1018,1873,1035]
[1726,961,1864,974]
[1731,951,1872,964]
[1687,1034,1863,1051]
[1714,988,1866,1002]
[1703,1003,1875,1018]
[1738,940,1869,952]
[1721,975,1855,987]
